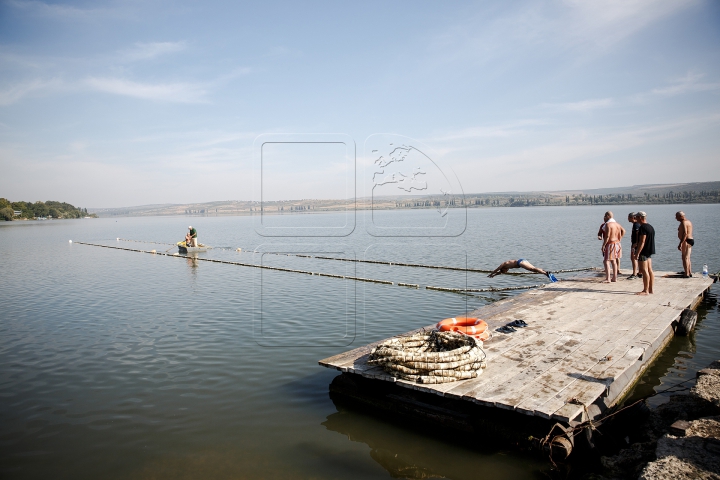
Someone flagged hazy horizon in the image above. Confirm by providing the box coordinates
[78,180,718,211]
[2,1,720,208]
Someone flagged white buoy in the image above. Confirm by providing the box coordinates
[116,238,119,241]
[69,240,72,243]
[236,248,242,252]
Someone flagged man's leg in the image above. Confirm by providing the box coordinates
[520,261,546,276]
[637,259,649,295]
[603,259,612,282]
[631,251,638,276]
[613,258,620,282]
[647,258,654,294]
[603,257,609,282]
[682,244,692,276]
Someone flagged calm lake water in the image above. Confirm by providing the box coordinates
[1,204,719,479]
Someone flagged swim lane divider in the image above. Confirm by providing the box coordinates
[427,284,546,293]
[76,241,553,292]
[115,238,595,275]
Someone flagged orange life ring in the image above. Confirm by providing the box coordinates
[436,317,488,337]
[470,330,490,342]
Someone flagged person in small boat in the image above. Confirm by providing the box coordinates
[187,226,198,247]
[488,259,558,281]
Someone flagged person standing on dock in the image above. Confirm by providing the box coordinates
[488,259,558,282]
[633,212,655,295]
[601,212,625,282]
[188,226,198,247]
[628,212,641,279]
[676,211,694,278]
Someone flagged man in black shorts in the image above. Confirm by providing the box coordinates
[628,212,640,278]
[632,211,655,295]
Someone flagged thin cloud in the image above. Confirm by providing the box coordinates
[427,0,698,69]
[650,72,720,96]
[562,0,699,49]
[430,119,549,142]
[628,72,720,103]
[0,78,61,105]
[5,0,119,19]
[84,77,208,103]
[540,98,614,111]
[456,113,720,173]
[122,41,187,61]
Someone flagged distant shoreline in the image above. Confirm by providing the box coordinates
[87,181,720,217]
[91,200,720,218]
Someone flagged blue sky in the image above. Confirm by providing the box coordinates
[1,0,719,207]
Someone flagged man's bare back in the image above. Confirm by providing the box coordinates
[601,212,625,282]
[606,221,623,242]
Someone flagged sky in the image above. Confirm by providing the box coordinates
[0,0,719,208]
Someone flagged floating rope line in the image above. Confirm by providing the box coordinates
[114,238,595,275]
[116,238,176,246]
[76,241,557,293]
[77,242,396,285]
[427,284,547,293]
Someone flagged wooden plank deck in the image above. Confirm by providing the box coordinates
[319,272,714,424]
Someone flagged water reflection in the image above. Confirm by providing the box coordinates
[627,291,719,408]
[322,405,545,480]
[185,253,199,269]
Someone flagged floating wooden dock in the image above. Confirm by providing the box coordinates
[320,273,714,427]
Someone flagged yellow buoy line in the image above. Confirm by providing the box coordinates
[75,241,549,292]
[114,238,594,275]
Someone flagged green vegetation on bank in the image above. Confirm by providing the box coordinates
[0,198,96,221]
[459,189,720,208]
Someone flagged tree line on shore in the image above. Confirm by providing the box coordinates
[396,189,720,209]
[0,198,96,221]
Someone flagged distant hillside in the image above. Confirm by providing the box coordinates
[547,181,720,197]
[89,181,720,217]
[459,181,720,208]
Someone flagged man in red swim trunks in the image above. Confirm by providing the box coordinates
[601,211,625,283]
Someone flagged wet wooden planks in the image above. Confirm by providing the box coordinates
[319,272,713,424]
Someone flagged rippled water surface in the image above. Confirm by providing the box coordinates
[1,205,719,479]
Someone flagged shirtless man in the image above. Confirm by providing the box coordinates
[601,211,625,283]
[488,259,558,282]
[676,211,694,277]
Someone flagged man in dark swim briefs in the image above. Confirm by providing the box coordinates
[488,259,558,281]
[676,211,694,277]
